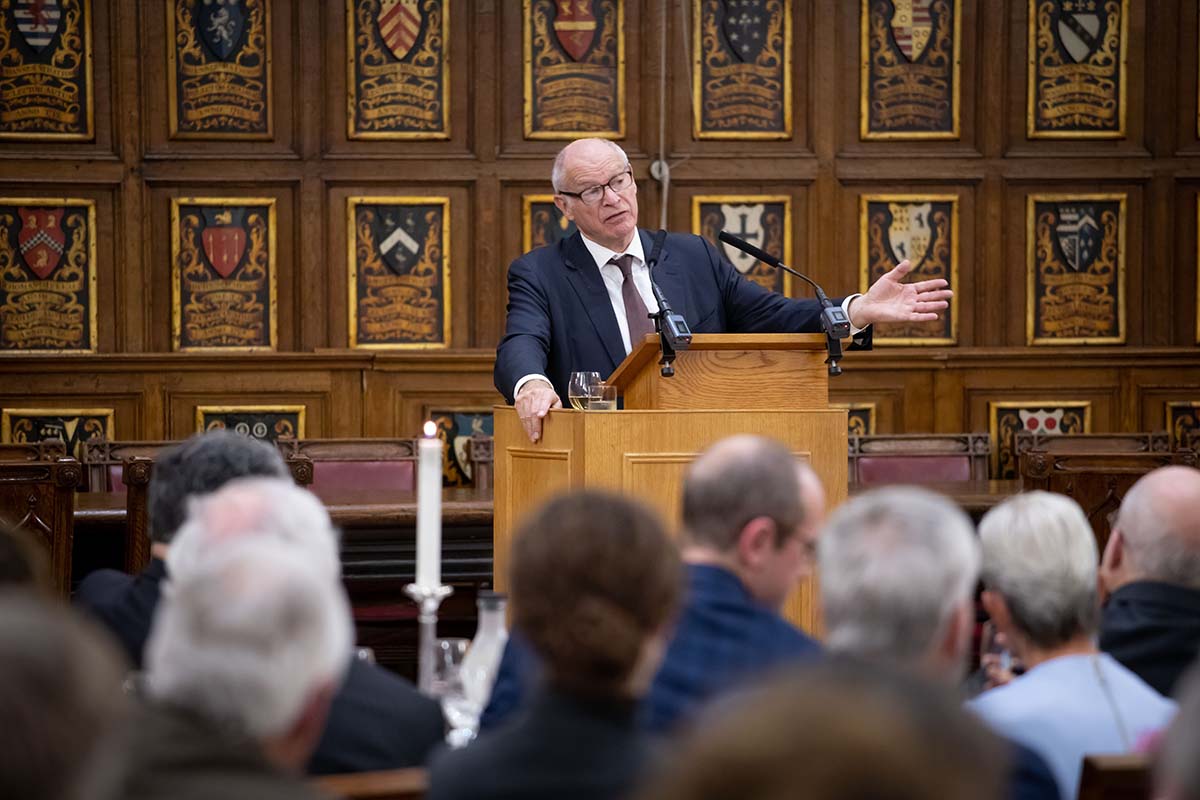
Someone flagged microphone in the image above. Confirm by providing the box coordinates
[646,230,692,358]
[717,231,852,340]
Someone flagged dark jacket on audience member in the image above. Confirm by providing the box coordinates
[481,563,820,733]
[121,700,331,800]
[1009,740,1063,800]
[428,687,652,800]
[75,562,446,774]
[1100,580,1200,698]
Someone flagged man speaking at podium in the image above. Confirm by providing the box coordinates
[495,138,951,443]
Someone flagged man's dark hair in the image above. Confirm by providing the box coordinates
[511,490,683,697]
[0,592,130,800]
[681,435,804,551]
[148,431,288,544]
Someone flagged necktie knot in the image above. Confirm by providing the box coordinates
[611,254,636,279]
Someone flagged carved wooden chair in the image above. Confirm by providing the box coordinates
[314,767,427,800]
[848,433,991,485]
[1014,430,1170,459]
[277,438,420,494]
[0,457,82,595]
[1019,447,1198,554]
[466,434,493,491]
[79,439,175,492]
[0,440,68,462]
[1076,754,1151,800]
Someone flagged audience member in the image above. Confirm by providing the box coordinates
[76,435,443,774]
[636,660,1006,800]
[1099,465,1200,697]
[124,539,347,800]
[818,486,1061,800]
[481,434,823,733]
[76,430,289,664]
[0,592,129,800]
[0,522,50,591]
[1157,662,1200,800]
[969,491,1176,800]
[428,490,683,800]
[819,486,979,681]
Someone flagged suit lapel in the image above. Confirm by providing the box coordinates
[560,232,626,368]
[640,229,689,322]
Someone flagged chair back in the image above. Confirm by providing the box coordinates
[80,440,174,492]
[1015,431,1170,458]
[1077,754,1150,800]
[849,433,990,485]
[0,457,82,595]
[1020,448,1198,553]
[0,440,68,462]
[314,767,427,800]
[277,439,419,494]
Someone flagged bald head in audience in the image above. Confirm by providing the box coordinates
[817,486,979,682]
[1102,465,1200,596]
[681,434,825,611]
[637,661,1005,800]
[0,593,129,800]
[1100,465,1200,697]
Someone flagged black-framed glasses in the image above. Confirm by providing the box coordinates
[557,170,634,205]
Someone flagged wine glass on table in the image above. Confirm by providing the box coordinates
[432,637,482,748]
[568,371,601,411]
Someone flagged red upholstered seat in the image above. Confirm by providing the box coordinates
[108,464,126,493]
[309,460,415,494]
[856,454,972,485]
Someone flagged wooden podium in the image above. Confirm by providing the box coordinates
[493,334,848,634]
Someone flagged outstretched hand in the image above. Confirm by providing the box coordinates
[848,259,952,329]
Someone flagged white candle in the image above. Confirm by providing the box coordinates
[416,420,443,589]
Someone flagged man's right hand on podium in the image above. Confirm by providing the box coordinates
[515,380,561,443]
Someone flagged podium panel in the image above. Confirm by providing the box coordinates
[494,406,848,634]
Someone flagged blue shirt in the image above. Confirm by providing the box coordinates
[480,563,820,733]
[968,652,1176,800]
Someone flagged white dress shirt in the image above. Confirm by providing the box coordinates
[512,232,863,399]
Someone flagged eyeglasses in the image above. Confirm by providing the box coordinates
[557,170,634,205]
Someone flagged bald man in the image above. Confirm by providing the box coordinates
[1100,465,1200,697]
[495,138,954,443]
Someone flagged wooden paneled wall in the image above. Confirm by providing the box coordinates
[1,1,1198,442]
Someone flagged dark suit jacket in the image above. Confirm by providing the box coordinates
[74,562,445,774]
[1100,580,1200,697]
[494,229,870,404]
[122,700,331,800]
[428,687,651,800]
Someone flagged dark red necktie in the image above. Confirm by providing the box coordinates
[612,254,654,350]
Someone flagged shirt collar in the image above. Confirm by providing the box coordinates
[579,230,645,272]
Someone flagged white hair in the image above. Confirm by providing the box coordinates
[1116,466,1200,590]
[978,491,1099,648]
[551,138,630,193]
[818,487,979,666]
[166,477,341,583]
[145,538,352,739]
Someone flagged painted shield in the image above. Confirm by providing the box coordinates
[1054,205,1101,272]
[1056,3,1103,63]
[891,0,933,62]
[13,0,62,54]
[887,202,933,267]
[374,209,423,276]
[17,207,66,279]
[198,0,247,61]
[553,0,597,62]
[200,208,247,278]
[719,203,765,274]
[378,0,423,62]
[1019,408,1066,434]
[722,0,769,63]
